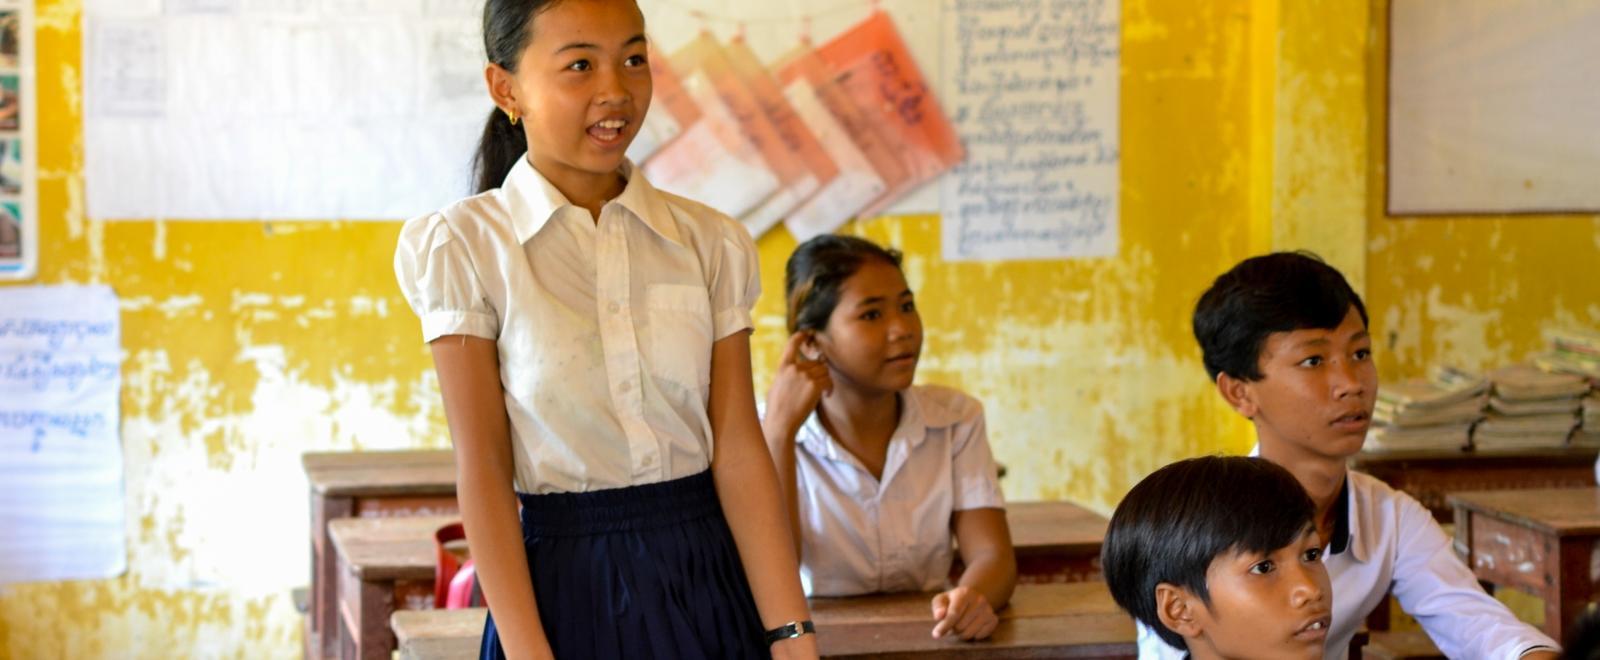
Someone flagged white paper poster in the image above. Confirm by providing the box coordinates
[1389,0,1600,214]
[939,0,1121,261]
[83,0,485,221]
[0,285,125,585]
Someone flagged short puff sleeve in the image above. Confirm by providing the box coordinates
[393,213,498,342]
[708,218,762,340]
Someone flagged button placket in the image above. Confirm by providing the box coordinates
[594,212,659,481]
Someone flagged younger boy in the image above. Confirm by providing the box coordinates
[1105,455,1333,660]
[1140,251,1557,659]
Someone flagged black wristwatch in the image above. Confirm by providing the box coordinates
[764,620,815,645]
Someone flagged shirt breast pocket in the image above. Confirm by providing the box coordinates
[645,284,714,394]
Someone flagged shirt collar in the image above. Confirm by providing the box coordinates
[1243,444,1366,562]
[797,391,931,464]
[502,154,682,246]
[1340,474,1374,563]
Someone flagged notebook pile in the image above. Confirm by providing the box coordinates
[1530,329,1600,447]
[1475,364,1588,450]
[1367,366,1486,452]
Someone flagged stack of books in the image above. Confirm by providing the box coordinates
[1575,393,1600,448]
[1475,364,1588,449]
[1533,329,1600,380]
[1531,329,1600,447]
[1367,367,1486,452]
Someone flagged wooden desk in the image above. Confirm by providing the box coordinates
[1352,447,1597,522]
[811,581,1136,658]
[393,583,1138,660]
[393,608,483,660]
[1363,630,1444,660]
[1449,487,1600,641]
[1003,500,1107,583]
[305,450,457,660]
[328,514,459,660]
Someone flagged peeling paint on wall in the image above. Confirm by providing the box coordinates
[2,0,1277,655]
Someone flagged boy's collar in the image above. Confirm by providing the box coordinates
[1328,477,1354,557]
[1245,444,1364,561]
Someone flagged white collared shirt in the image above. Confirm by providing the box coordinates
[1137,452,1559,659]
[394,155,760,494]
[777,385,1005,597]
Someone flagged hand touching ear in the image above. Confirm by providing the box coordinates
[764,331,833,440]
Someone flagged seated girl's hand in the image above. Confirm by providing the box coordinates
[764,331,832,438]
[930,586,997,641]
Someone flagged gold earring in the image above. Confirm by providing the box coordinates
[506,108,519,126]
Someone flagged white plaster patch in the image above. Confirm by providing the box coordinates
[120,343,447,596]
[1424,286,1512,372]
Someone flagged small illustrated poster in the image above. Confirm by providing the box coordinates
[0,0,35,279]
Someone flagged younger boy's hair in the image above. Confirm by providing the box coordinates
[1192,251,1367,382]
[1101,456,1317,650]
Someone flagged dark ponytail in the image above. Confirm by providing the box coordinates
[472,0,559,194]
[473,108,528,193]
[784,234,905,334]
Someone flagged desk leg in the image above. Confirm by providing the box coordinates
[339,568,399,660]
[354,580,398,660]
[312,493,352,660]
[1551,537,1600,644]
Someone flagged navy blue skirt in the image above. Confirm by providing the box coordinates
[480,470,769,659]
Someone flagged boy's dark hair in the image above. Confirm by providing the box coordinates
[1563,607,1600,660]
[472,0,563,194]
[1192,251,1367,382]
[784,235,904,334]
[1101,456,1317,650]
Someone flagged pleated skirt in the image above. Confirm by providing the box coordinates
[480,470,769,659]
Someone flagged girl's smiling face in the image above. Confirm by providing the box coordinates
[491,0,652,192]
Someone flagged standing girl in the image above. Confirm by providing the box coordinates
[394,1,816,657]
[762,235,1016,642]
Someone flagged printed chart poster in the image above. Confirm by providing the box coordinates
[0,0,35,279]
[939,0,1121,262]
[0,285,126,584]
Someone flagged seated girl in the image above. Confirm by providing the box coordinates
[762,234,1016,641]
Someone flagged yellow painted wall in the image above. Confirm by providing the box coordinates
[0,0,1330,655]
[1359,0,1600,382]
[1270,0,1368,290]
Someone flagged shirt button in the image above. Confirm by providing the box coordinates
[620,380,632,393]
[608,302,620,314]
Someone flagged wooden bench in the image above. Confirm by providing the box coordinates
[1003,500,1107,583]
[328,514,460,660]
[1450,486,1600,641]
[394,582,1138,660]
[1352,447,1597,522]
[305,450,457,659]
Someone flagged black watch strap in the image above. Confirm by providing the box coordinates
[764,620,816,645]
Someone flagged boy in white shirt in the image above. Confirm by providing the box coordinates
[1135,251,1560,659]
[1105,455,1333,660]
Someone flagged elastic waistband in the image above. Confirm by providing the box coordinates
[517,470,721,536]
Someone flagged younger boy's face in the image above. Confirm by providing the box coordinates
[1181,528,1333,660]
[1236,307,1376,461]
